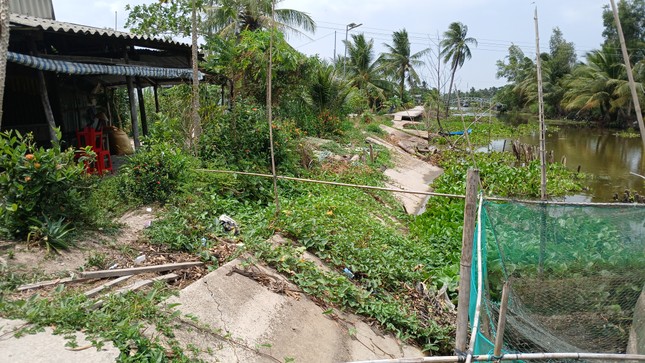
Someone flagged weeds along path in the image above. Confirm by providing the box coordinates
[369,125,443,215]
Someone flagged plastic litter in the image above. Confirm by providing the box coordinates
[218,214,240,235]
[343,267,354,279]
[134,255,146,265]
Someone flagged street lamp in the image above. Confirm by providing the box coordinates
[343,22,363,76]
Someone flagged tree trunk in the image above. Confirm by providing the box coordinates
[445,65,456,119]
[190,0,201,154]
[36,70,58,144]
[0,0,10,129]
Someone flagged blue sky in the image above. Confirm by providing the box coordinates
[51,0,611,90]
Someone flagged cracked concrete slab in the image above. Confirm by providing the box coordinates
[165,258,424,362]
[0,318,120,363]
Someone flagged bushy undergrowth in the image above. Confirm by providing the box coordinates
[0,131,94,241]
[118,143,198,205]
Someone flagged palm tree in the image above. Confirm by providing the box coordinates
[344,34,391,110]
[440,22,477,117]
[561,47,626,125]
[306,61,350,116]
[204,0,315,38]
[380,29,429,101]
[0,0,9,127]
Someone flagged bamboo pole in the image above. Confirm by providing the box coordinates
[36,69,58,143]
[610,0,645,151]
[455,169,479,353]
[493,282,510,358]
[534,7,547,201]
[190,0,201,153]
[266,0,280,214]
[347,352,645,363]
[194,168,645,208]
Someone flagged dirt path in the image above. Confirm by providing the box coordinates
[370,124,443,215]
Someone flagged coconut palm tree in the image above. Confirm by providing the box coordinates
[306,61,350,116]
[380,29,429,101]
[344,33,391,110]
[440,22,477,117]
[0,0,9,127]
[561,47,626,125]
[203,0,315,38]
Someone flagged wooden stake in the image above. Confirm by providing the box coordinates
[455,168,479,353]
[153,85,160,113]
[493,282,510,358]
[610,0,645,151]
[80,261,202,279]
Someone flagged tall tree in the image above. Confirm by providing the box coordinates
[561,46,627,125]
[602,0,645,63]
[203,0,315,38]
[0,0,9,128]
[126,0,315,39]
[344,33,390,110]
[380,29,428,100]
[440,22,477,117]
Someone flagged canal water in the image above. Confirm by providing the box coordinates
[483,126,645,202]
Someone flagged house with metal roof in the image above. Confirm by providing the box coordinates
[2,0,224,149]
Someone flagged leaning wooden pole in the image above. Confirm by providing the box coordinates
[610,0,645,151]
[0,0,9,129]
[455,168,480,354]
[266,0,280,214]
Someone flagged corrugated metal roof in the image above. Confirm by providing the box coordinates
[9,13,189,48]
[9,0,55,20]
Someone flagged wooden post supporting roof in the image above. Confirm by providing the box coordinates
[455,168,479,354]
[126,75,140,149]
[135,78,148,136]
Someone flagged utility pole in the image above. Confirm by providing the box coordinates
[333,31,336,61]
[0,0,9,128]
[343,22,362,76]
[610,0,645,151]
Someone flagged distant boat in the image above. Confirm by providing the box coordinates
[441,129,472,136]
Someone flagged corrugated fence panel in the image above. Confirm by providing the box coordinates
[9,0,55,20]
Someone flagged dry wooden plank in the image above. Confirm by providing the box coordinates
[84,275,133,298]
[92,273,178,309]
[80,261,202,279]
[17,277,92,292]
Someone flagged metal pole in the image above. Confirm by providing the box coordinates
[455,168,479,353]
[610,0,645,151]
[333,31,337,61]
[343,25,349,76]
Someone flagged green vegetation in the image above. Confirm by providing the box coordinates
[0,1,605,361]
[495,0,645,129]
